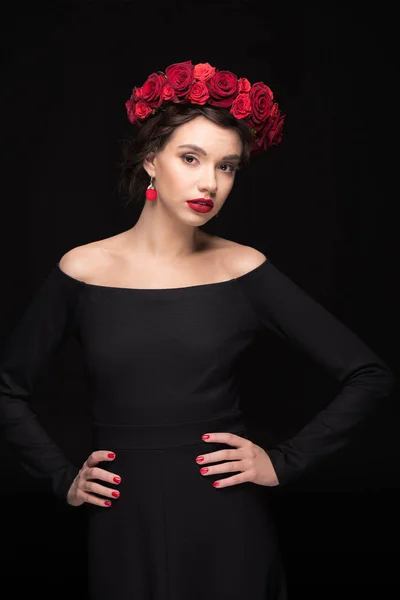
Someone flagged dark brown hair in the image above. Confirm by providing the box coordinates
[118,103,255,208]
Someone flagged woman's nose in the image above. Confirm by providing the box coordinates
[198,171,217,195]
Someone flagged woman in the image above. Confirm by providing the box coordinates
[0,60,395,599]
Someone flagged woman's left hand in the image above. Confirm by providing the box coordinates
[196,432,279,488]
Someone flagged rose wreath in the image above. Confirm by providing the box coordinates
[125,60,285,156]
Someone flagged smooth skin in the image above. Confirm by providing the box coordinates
[197,432,279,488]
[67,451,122,507]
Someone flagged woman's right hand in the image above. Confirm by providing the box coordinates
[67,450,121,507]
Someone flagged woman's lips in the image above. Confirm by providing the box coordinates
[186,201,213,214]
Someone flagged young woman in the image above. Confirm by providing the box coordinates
[0,60,394,599]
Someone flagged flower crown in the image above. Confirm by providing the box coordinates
[125,60,285,155]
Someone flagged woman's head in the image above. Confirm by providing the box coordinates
[118,102,254,210]
[118,59,285,214]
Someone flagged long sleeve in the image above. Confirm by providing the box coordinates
[238,259,396,486]
[0,266,81,502]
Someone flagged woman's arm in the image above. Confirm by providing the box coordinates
[237,257,395,486]
[0,265,82,502]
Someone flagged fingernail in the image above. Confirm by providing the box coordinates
[200,468,209,474]
[202,435,210,440]
[196,456,204,463]
[108,453,115,459]
[111,491,120,498]
[113,476,121,483]
[104,500,112,506]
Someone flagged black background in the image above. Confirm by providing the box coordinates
[1,1,399,597]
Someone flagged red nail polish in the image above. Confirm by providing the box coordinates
[196,456,204,462]
[113,476,121,483]
[111,491,120,498]
[200,468,209,474]
[108,453,115,459]
[104,500,112,506]
[202,435,210,440]
[213,482,219,487]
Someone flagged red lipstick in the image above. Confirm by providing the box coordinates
[186,198,214,214]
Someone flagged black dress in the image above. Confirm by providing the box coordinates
[0,258,395,599]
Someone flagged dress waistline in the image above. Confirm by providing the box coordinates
[92,410,247,450]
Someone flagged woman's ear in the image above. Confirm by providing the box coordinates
[143,152,156,178]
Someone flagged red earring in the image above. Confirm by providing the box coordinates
[146,176,157,201]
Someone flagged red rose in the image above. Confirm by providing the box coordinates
[246,115,265,133]
[135,101,153,121]
[249,82,274,125]
[253,105,285,151]
[141,72,166,108]
[188,81,210,105]
[125,86,144,124]
[206,70,239,107]
[230,93,252,119]
[264,108,285,147]
[125,97,137,124]
[193,62,216,82]
[165,60,194,99]
[130,86,142,101]
[238,77,251,93]
[162,83,178,102]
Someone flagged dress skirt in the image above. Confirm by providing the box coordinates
[87,411,287,599]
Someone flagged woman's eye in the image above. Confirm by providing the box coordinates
[182,155,196,164]
[181,155,237,173]
[182,155,199,166]
[219,163,238,173]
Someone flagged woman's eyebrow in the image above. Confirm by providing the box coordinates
[177,144,241,161]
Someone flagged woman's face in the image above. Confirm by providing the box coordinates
[144,115,242,221]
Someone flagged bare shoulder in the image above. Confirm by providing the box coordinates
[217,239,268,279]
[58,244,106,281]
